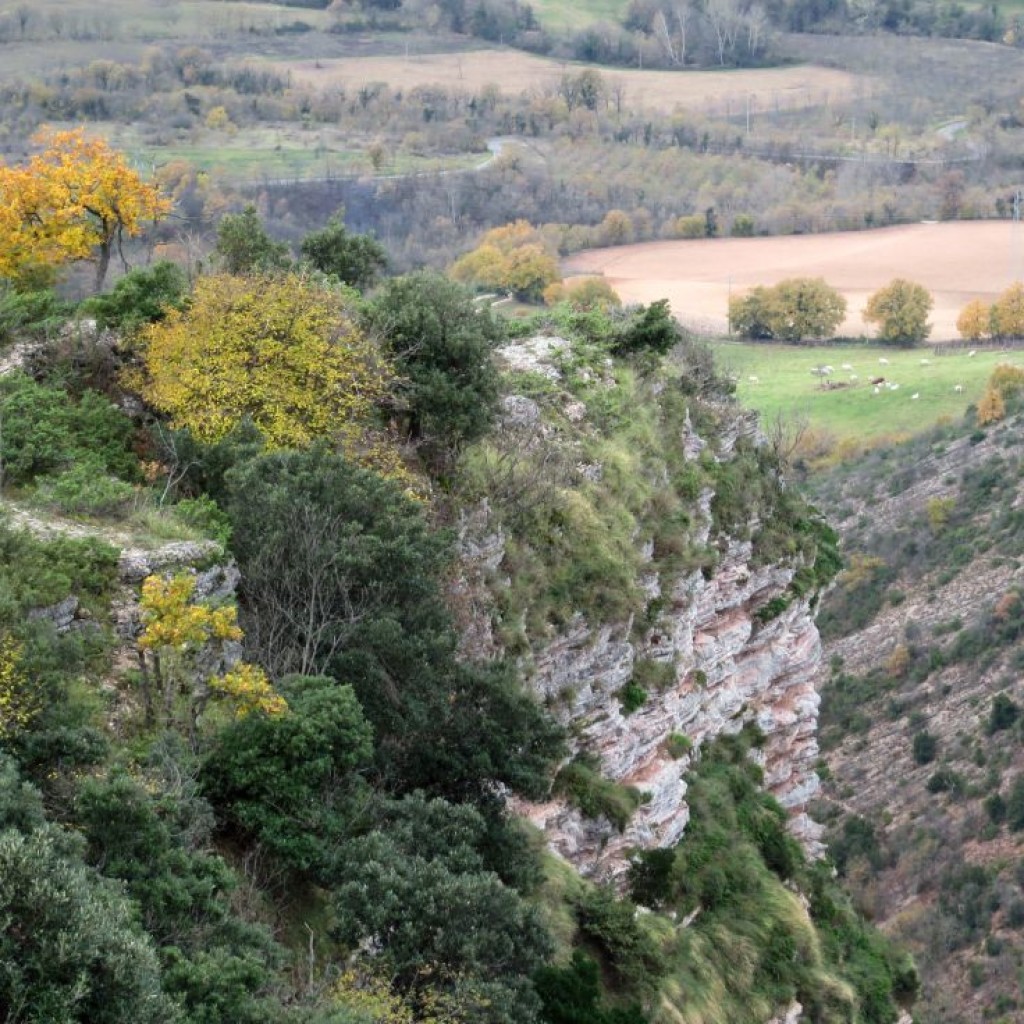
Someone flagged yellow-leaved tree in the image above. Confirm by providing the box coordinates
[450,219,559,301]
[134,272,395,458]
[956,298,990,341]
[977,387,1005,426]
[991,282,1024,339]
[137,572,286,739]
[0,127,170,290]
[0,635,40,743]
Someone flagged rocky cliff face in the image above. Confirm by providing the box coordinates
[457,349,827,880]
[515,541,824,880]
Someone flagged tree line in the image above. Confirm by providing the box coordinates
[729,277,1024,345]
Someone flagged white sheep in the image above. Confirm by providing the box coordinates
[889,382,900,390]
[954,384,963,393]
[841,362,853,371]
[911,392,919,400]
[748,375,759,383]
[879,357,889,365]
[968,350,977,357]
[872,385,880,395]
[850,373,859,380]
[920,358,931,366]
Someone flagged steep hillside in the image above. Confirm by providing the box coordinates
[810,397,1024,1023]
[0,301,913,1024]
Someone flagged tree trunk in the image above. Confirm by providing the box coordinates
[137,650,155,727]
[95,239,111,293]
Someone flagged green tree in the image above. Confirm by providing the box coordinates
[84,261,188,333]
[213,206,291,276]
[772,278,847,340]
[0,826,172,1024]
[911,731,937,765]
[729,285,775,339]
[225,448,562,803]
[987,693,1019,734]
[0,372,136,486]
[611,299,683,357]
[730,278,846,342]
[226,448,449,678]
[333,798,552,1020]
[365,271,501,472]
[202,675,373,879]
[731,213,756,237]
[863,279,933,346]
[300,215,388,291]
[535,949,647,1024]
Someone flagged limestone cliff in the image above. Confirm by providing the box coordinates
[456,333,830,880]
[517,539,824,880]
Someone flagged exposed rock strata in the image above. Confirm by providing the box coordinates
[459,364,826,880]
[510,536,825,880]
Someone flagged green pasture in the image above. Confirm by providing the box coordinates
[712,341,1019,442]
[88,123,486,182]
[4,0,330,41]
[527,0,629,31]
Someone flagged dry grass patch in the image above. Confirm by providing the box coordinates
[278,49,864,116]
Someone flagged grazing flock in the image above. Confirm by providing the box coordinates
[765,354,971,401]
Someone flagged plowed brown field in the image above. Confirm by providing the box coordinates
[564,222,1023,339]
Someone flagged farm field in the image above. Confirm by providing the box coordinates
[714,340,1016,443]
[527,0,628,30]
[63,122,488,183]
[279,50,864,116]
[566,222,1024,339]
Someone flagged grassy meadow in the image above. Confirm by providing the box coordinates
[527,0,628,31]
[65,122,488,182]
[713,341,1019,444]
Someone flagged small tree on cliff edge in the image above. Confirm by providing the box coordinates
[863,279,933,347]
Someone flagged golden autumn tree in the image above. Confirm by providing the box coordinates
[0,635,40,743]
[0,162,77,287]
[450,219,558,301]
[956,298,990,341]
[977,387,1005,426]
[991,282,1024,339]
[34,128,172,291]
[543,275,621,310]
[989,362,1024,399]
[137,572,286,737]
[0,127,170,290]
[134,272,393,455]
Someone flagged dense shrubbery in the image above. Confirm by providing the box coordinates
[365,271,502,474]
[554,756,644,832]
[0,287,73,346]
[84,261,188,333]
[0,372,136,486]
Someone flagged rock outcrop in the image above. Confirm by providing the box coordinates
[505,532,824,880]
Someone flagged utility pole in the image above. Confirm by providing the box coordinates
[1012,189,1022,284]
